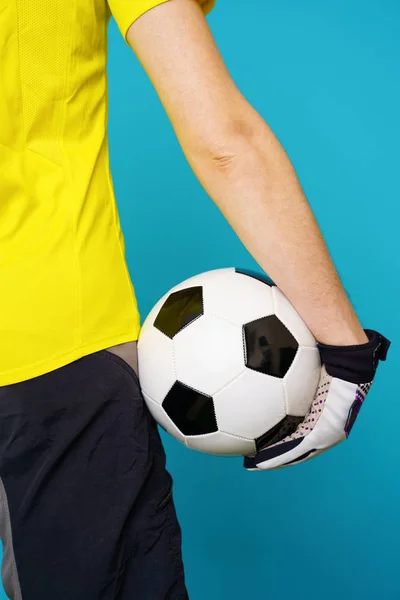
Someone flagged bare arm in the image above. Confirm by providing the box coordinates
[126,0,368,346]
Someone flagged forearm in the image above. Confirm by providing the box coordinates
[186,118,368,347]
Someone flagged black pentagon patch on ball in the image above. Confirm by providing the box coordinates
[244,315,298,378]
[255,415,304,452]
[154,286,203,339]
[162,382,218,436]
[235,268,274,286]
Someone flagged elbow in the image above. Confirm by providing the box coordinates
[188,113,268,172]
[209,150,238,170]
[190,133,257,173]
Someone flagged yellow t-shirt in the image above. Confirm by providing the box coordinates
[0,0,215,386]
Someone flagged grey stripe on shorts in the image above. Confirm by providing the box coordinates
[0,478,22,600]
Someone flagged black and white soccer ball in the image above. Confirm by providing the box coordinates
[138,268,321,456]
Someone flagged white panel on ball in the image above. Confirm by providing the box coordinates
[185,431,256,456]
[143,394,185,443]
[202,270,275,326]
[213,369,286,440]
[283,346,321,416]
[173,314,245,397]
[272,287,316,347]
[138,326,176,403]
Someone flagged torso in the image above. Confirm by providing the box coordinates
[0,0,141,386]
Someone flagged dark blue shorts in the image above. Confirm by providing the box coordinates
[0,350,188,599]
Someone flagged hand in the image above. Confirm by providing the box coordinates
[244,329,391,471]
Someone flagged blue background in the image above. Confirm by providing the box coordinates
[2,1,398,599]
[106,1,399,599]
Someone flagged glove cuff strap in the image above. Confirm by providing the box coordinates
[316,329,391,384]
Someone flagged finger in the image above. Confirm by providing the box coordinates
[244,368,334,470]
[244,435,316,470]
[246,390,350,470]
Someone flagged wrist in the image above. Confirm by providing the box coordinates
[316,327,369,347]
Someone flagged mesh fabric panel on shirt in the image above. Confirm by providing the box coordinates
[17,0,72,163]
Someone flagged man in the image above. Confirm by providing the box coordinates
[0,0,390,598]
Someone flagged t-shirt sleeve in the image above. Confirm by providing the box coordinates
[109,0,216,41]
